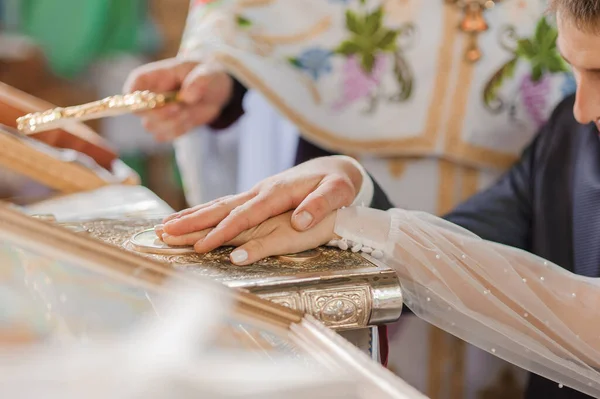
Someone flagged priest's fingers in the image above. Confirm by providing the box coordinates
[291,174,355,231]
[144,106,210,141]
[139,104,184,137]
[124,59,198,94]
[163,192,255,236]
[142,116,188,141]
[161,229,212,246]
[139,103,182,121]
[142,105,223,141]
[179,62,224,104]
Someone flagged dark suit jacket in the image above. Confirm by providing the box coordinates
[372,95,600,399]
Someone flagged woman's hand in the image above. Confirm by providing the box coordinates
[160,210,337,265]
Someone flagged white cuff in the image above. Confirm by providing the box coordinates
[332,156,374,207]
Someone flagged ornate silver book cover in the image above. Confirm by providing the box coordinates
[60,218,403,331]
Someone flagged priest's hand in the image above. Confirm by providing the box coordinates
[161,211,337,265]
[124,58,233,142]
[155,156,363,253]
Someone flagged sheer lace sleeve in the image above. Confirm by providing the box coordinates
[334,206,600,396]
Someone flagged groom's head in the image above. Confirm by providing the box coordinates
[551,0,600,128]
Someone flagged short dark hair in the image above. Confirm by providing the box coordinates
[549,0,600,32]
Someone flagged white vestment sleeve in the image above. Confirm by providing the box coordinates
[335,206,600,396]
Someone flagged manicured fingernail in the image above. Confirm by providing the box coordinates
[154,224,164,232]
[231,249,248,264]
[161,233,171,242]
[294,211,314,230]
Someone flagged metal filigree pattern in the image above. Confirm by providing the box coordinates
[60,218,374,283]
[170,247,371,282]
[258,292,303,310]
[64,218,161,247]
[306,286,370,329]
[57,218,404,330]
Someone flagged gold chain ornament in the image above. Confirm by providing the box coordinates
[446,0,501,62]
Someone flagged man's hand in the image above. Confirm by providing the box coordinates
[156,156,362,253]
[161,211,337,265]
[124,58,233,142]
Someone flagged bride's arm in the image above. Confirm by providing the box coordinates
[334,206,600,393]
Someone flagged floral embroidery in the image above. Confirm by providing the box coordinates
[335,7,398,73]
[332,54,387,111]
[333,6,414,112]
[236,15,252,28]
[520,72,552,128]
[287,2,415,113]
[483,17,570,127]
[289,48,334,80]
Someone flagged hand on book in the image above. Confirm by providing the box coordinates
[155,156,362,254]
[124,58,233,142]
[160,210,336,265]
